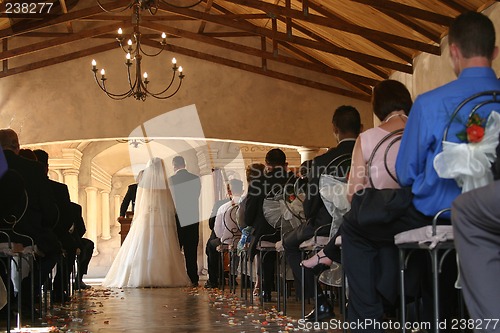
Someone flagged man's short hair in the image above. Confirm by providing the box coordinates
[172,155,186,168]
[229,179,243,195]
[33,149,49,166]
[332,105,362,136]
[0,129,20,152]
[448,11,496,59]
[265,148,286,167]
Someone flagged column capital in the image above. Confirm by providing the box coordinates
[85,186,98,194]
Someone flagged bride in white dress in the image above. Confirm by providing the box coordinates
[102,157,191,288]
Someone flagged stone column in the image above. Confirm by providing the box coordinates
[114,194,122,226]
[297,147,320,163]
[100,190,111,240]
[85,187,99,256]
[63,169,80,203]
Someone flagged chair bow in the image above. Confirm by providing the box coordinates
[434,111,500,193]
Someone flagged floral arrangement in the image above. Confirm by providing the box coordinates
[456,113,486,143]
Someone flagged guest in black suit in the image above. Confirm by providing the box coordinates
[119,170,143,218]
[0,129,60,307]
[0,146,7,179]
[170,155,202,287]
[69,202,94,289]
[34,149,76,301]
[283,105,361,320]
[245,148,296,302]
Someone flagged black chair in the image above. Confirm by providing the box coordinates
[298,153,351,320]
[0,169,35,331]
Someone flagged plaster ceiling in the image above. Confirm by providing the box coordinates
[0,0,496,102]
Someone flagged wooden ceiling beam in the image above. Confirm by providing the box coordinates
[0,22,124,61]
[301,0,413,63]
[59,0,74,33]
[0,0,131,39]
[157,4,413,73]
[374,9,442,44]
[0,42,117,78]
[287,21,389,78]
[141,21,379,85]
[279,43,373,95]
[218,0,440,54]
[198,0,214,34]
[438,0,472,13]
[350,0,454,26]
[140,38,371,101]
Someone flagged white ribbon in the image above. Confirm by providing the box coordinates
[434,111,500,193]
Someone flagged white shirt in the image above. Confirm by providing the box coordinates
[214,195,241,244]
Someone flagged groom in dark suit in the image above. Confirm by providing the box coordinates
[170,155,202,287]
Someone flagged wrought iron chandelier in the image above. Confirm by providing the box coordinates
[91,0,199,101]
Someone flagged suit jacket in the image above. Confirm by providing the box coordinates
[49,179,75,249]
[120,183,138,216]
[2,150,59,252]
[303,139,356,229]
[245,167,296,254]
[170,168,201,227]
[69,202,86,249]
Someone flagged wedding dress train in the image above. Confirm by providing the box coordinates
[102,157,191,288]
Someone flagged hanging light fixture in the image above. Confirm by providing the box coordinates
[91,0,199,101]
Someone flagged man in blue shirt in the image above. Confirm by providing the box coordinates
[341,12,500,332]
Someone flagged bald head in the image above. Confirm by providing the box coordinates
[0,129,20,154]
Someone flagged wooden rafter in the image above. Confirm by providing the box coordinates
[156,4,413,73]
[140,21,379,85]
[218,0,441,54]
[140,38,371,101]
[350,0,454,26]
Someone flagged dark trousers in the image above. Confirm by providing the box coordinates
[78,238,94,278]
[177,221,199,284]
[205,231,221,284]
[283,222,329,299]
[341,202,431,333]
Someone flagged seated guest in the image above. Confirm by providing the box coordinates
[236,163,265,288]
[204,188,231,289]
[214,179,244,285]
[0,146,7,179]
[33,149,75,301]
[118,170,143,218]
[0,129,60,308]
[245,148,295,302]
[339,12,500,332]
[301,80,412,318]
[283,105,361,320]
[216,179,244,246]
[70,202,94,289]
[452,133,500,329]
[18,148,37,161]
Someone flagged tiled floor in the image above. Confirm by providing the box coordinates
[1,284,340,333]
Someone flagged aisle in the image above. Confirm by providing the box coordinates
[2,286,336,333]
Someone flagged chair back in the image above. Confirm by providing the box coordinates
[442,90,500,142]
[0,169,28,227]
[281,175,306,224]
[366,128,404,188]
[262,174,301,235]
[221,204,241,246]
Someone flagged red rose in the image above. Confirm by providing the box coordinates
[466,124,485,143]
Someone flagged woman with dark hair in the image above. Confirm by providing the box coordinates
[301,79,412,269]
